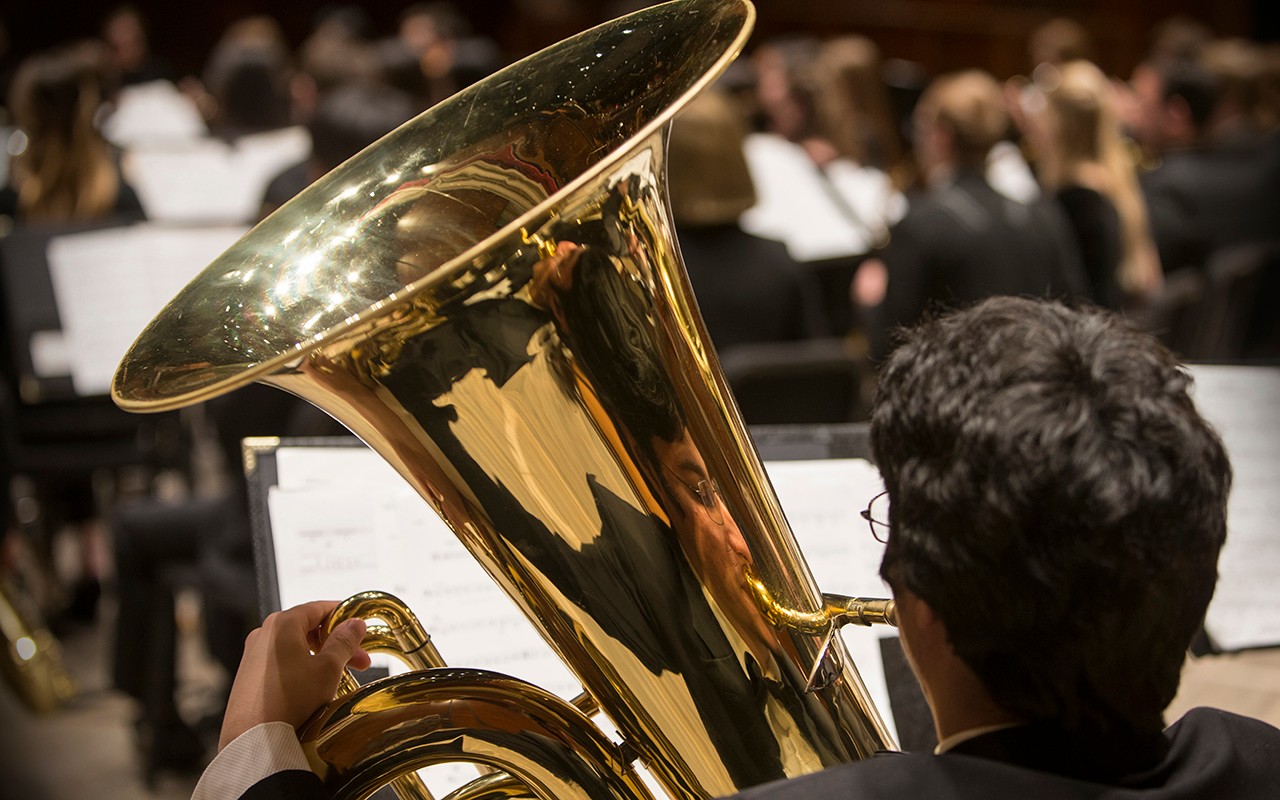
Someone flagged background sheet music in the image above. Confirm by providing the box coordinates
[1189,364,1280,652]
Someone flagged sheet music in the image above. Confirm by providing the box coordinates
[269,447,584,698]
[125,127,309,224]
[1189,365,1280,651]
[266,445,903,791]
[27,330,71,378]
[269,446,589,797]
[766,458,898,743]
[46,223,248,396]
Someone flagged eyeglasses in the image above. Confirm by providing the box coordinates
[663,463,725,525]
[860,490,890,543]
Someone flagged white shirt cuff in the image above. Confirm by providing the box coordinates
[192,721,313,800]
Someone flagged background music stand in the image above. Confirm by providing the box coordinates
[1,221,190,621]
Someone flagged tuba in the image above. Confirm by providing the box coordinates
[113,1,897,798]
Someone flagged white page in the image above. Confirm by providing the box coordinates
[274,447,405,492]
[28,329,71,378]
[126,141,248,223]
[268,447,587,798]
[1189,365,1280,651]
[46,223,248,396]
[267,446,904,788]
[267,464,582,696]
[125,128,307,224]
[766,458,898,744]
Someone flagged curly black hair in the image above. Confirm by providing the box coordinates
[871,296,1231,735]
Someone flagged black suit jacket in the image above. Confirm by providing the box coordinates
[869,171,1088,358]
[237,707,1280,799]
[1141,133,1280,274]
[678,223,829,350]
[723,707,1280,800]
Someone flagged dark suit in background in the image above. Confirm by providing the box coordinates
[1141,133,1280,274]
[867,171,1088,358]
[1054,186,1124,310]
[678,223,829,352]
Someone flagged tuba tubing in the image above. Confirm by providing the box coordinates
[112,1,896,798]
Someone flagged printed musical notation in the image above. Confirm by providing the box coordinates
[264,445,903,768]
[45,223,249,396]
[1189,365,1280,652]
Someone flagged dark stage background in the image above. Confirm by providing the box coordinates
[5,0,1276,90]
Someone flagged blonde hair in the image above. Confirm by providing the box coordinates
[917,70,1008,170]
[807,35,902,170]
[667,89,756,227]
[10,42,121,222]
[1037,60,1162,296]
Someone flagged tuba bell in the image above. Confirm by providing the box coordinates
[112,1,896,798]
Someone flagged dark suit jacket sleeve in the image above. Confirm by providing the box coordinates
[240,770,330,800]
[872,210,933,359]
[1035,199,1090,301]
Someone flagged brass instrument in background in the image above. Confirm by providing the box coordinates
[0,578,77,714]
[112,1,898,798]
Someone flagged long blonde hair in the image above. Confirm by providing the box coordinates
[1035,60,1162,298]
[9,42,122,222]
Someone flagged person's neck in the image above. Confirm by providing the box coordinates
[927,663,1023,744]
[891,588,1022,743]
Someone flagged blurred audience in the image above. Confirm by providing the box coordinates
[1201,37,1274,147]
[854,69,1088,359]
[1027,16,1094,71]
[668,88,828,352]
[1016,60,1163,309]
[100,4,177,88]
[1127,51,1280,275]
[293,5,380,115]
[0,39,147,630]
[398,2,502,109]
[741,35,906,265]
[1,41,143,223]
[260,80,418,218]
[739,35,907,336]
[193,17,298,141]
[98,5,207,149]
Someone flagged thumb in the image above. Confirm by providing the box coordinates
[319,617,370,672]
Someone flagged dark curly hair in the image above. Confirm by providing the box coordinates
[871,296,1231,735]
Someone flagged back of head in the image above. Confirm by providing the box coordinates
[399,1,471,53]
[11,41,107,143]
[1029,17,1094,68]
[202,18,295,137]
[307,82,418,172]
[751,35,820,140]
[1154,56,1223,138]
[1201,38,1268,134]
[916,69,1008,171]
[298,13,378,94]
[9,41,120,221]
[1148,15,1213,64]
[1044,60,1113,166]
[871,297,1231,735]
[808,35,901,169]
[667,89,756,227]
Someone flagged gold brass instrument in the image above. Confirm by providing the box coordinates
[112,1,898,798]
[0,578,77,714]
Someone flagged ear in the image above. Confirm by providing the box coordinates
[894,587,940,630]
